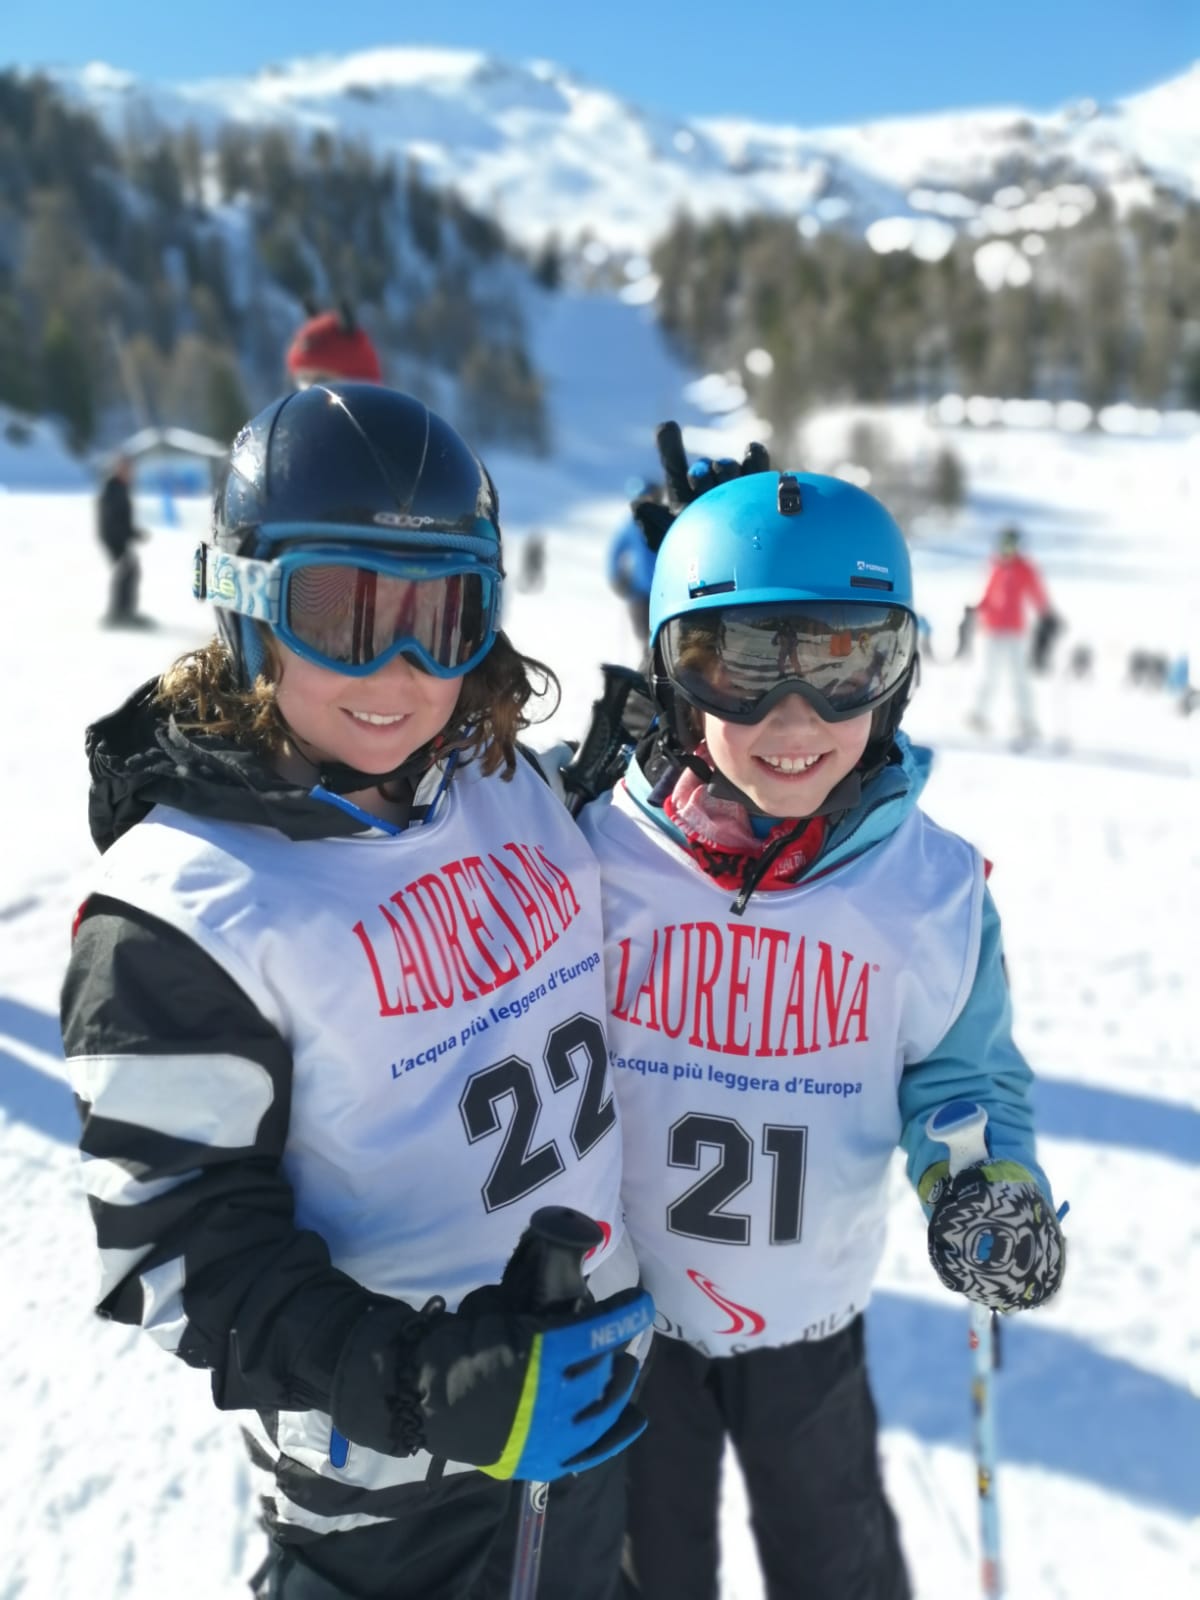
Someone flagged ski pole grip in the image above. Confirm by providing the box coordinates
[561,664,648,817]
[656,420,691,509]
[526,1206,604,1315]
[926,1099,990,1178]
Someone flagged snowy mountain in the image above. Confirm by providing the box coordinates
[47,49,1200,255]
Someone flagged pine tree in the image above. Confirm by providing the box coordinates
[0,293,41,414]
[41,309,94,449]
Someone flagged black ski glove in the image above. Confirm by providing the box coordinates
[329,1244,653,1479]
[632,420,771,553]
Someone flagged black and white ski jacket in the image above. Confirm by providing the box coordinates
[60,681,633,1539]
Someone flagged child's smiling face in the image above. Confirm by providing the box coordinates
[703,695,872,817]
[274,644,461,776]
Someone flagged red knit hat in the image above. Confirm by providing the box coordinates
[285,308,382,384]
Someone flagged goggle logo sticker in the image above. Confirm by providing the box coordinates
[207,552,279,619]
[372,511,455,530]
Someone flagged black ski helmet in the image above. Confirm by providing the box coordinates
[205,383,503,687]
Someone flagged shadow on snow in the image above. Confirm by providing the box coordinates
[0,997,76,1144]
[868,1290,1198,1518]
[1033,1075,1200,1166]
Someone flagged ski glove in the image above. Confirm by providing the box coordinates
[633,420,771,553]
[922,1158,1066,1312]
[329,1280,654,1480]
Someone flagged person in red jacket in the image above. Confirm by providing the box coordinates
[967,524,1051,740]
[285,303,383,388]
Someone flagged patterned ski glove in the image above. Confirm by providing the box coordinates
[633,420,771,553]
[921,1159,1066,1312]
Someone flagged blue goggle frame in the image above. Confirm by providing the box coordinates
[198,541,500,679]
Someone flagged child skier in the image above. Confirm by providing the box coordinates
[60,384,652,1600]
[579,455,1066,1598]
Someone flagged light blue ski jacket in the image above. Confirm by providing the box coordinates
[621,732,1052,1206]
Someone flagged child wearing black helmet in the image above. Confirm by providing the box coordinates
[579,433,1066,1598]
[60,384,651,1600]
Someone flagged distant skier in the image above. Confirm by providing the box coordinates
[954,602,977,661]
[1068,642,1094,679]
[517,528,547,592]
[607,505,658,646]
[285,302,383,389]
[967,524,1051,740]
[97,453,151,628]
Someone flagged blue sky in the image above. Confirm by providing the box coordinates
[7,0,1196,123]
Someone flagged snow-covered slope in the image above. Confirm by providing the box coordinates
[1,283,1198,1596]
[46,50,1200,254]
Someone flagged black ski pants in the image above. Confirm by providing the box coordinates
[623,1317,911,1600]
[253,1453,626,1600]
[105,547,141,622]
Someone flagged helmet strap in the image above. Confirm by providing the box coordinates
[241,618,270,686]
[856,655,918,785]
[282,728,450,800]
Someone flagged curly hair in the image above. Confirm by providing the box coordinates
[156,630,560,779]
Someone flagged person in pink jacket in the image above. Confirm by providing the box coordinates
[967,525,1051,739]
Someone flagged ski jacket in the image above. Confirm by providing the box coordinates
[579,734,1049,1356]
[60,682,633,1539]
[976,554,1049,634]
[97,474,137,559]
[607,518,656,600]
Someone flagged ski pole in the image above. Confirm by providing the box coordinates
[508,1206,605,1600]
[926,1101,1004,1600]
[560,663,650,817]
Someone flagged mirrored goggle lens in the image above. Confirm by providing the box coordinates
[662,603,916,719]
[284,564,493,672]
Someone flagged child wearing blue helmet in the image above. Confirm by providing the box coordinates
[579,433,1065,1598]
[60,384,652,1600]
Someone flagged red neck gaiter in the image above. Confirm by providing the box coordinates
[662,749,828,893]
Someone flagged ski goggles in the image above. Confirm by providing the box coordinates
[660,601,917,724]
[198,544,500,678]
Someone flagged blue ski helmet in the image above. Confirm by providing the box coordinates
[650,470,914,643]
[204,383,502,687]
[649,471,918,760]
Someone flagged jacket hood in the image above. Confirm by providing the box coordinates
[622,731,932,887]
[84,679,372,853]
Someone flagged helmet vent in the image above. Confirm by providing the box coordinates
[850,574,894,591]
[777,474,803,515]
[687,578,737,599]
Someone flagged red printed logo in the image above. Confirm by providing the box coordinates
[585,1219,613,1261]
[686,1269,766,1336]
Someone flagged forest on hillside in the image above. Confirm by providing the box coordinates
[651,196,1200,436]
[3,69,1198,460]
[0,72,548,452]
